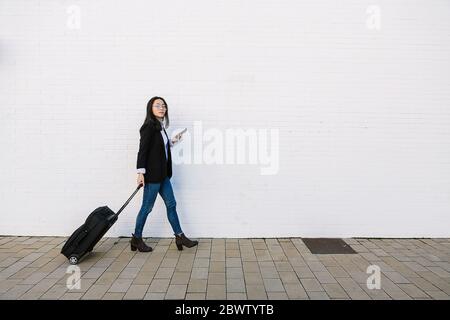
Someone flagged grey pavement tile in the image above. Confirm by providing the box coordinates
[246,284,267,300]
[383,271,411,284]
[226,257,242,268]
[227,278,246,293]
[314,271,338,284]
[209,261,225,273]
[165,284,187,300]
[193,258,210,268]
[191,267,209,280]
[108,278,133,293]
[284,283,308,299]
[206,284,226,300]
[148,279,171,293]
[398,283,430,299]
[81,284,110,300]
[307,291,330,300]
[327,266,350,278]
[144,292,165,300]
[227,292,247,300]
[132,271,155,285]
[208,272,226,285]
[263,278,285,292]
[279,271,300,284]
[40,284,68,300]
[267,292,288,300]
[427,266,450,278]
[226,267,244,279]
[425,290,450,300]
[154,267,175,279]
[169,272,190,285]
[244,272,264,285]
[185,293,206,300]
[123,284,149,300]
[300,278,324,292]
[102,292,125,300]
[293,266,315,278]
[59,292,84,300]
[322,283,349,299]
[187,279,207,293]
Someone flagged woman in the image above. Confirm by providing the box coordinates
[132,96,198,252]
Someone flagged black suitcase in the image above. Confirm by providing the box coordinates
[61,184,142,265]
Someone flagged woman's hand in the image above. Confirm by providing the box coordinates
[137,173,145,187]
[171,132,183,145]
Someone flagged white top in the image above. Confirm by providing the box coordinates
[137,119,179,174]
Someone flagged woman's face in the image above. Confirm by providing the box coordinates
[152,99,167,119]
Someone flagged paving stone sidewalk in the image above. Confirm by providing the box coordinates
[0,236,449,300]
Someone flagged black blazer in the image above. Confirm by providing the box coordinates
[136,121,172,183]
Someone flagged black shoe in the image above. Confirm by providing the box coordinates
[130,233,153,252]
[175,233,198,251]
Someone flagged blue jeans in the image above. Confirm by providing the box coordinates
[134,176,183,237]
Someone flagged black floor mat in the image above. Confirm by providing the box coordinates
[302,238,357,254]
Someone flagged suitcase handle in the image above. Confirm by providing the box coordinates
[115,184,143,218]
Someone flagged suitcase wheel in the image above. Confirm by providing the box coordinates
[69,255,79,265]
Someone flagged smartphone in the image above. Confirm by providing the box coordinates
[174,128,187,140]
[178,128,187,136]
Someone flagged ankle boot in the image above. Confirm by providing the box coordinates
[130,233,153,252]
[175,233,198,251]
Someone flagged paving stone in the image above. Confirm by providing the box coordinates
[263,278,285,292]
[243,261,260,273]
[102,292,125,300]
[209,261,225,273]
[227,278,246,293]
[425,290,450,300]
[81,284,110,300]
[191,267,209,280]
[165,284,187,300]
[260,266,279,278]
[227,292,247,300]
[314,271,338,284]
[398,284,430,299]
[246,284,267,300]
[307,291,330,300]
[40,284,68,300]
[148,279,170,293]
[144,292,165,300]
[284,283,308,299]
[206,284,226,300]
[108,278,133,293]
[279,271,300,283]
[185,293,206,300]
[122,284,148,300]
[59,292,84,300]
[322,283,350,299]
[132,271,155,285]
[170,272,191,285]
[226,267,244,279]
[208,272,226,285]
[267,292,288,300]
[187,279,207,293]
[300,278,324,292]
[244,272,264,285]
[383,271,411,284]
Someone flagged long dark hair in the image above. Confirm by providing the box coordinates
[140,96,170,132]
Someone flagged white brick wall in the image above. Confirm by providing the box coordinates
[1,1,449,237]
